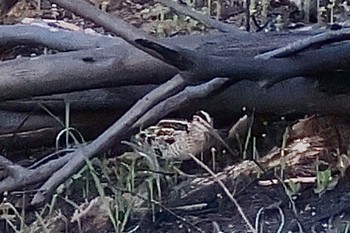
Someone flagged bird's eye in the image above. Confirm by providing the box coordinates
[194,110,212,124]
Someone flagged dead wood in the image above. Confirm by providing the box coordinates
[2,1,350,233]
[134,78,229,128]
[0,154,66,192]
[30,75,187,205]
[3,74,350,155]
[145,116,350,232]
[0,20,337,102]
[0,0,349,215]
[0,25,120,51]
[0,23,347,102]
[0,27,175,100]
[0,109,125,153]
[255,29,350,60]
[135,31,350,86]
[49,0,177,65]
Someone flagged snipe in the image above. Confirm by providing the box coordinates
[133,111,215,160]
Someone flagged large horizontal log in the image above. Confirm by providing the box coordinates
[2,76,345,116]
[0,26,176,100]
[135,31,350,86]
[0,24,325,101]
[0,109,124,153]
[0,76,349,152]
[0,25,121,51]
[0,22,348,153]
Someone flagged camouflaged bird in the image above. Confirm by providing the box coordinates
[133,111,215,160]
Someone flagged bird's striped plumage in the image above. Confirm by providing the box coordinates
[133,111,214,160]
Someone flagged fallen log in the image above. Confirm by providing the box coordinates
[0,0,350,212]
[1,76,350,152]
[0,24,332,100]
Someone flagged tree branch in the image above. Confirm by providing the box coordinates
[31,75,186,205]
[255,29,350,60]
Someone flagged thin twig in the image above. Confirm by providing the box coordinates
[134,78,229,128]
[255,29,350,60]
[187,153,256,233]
